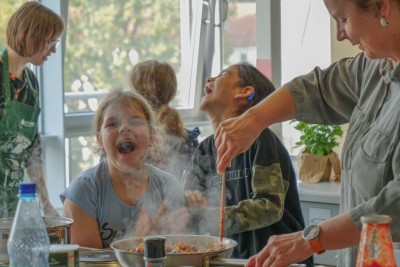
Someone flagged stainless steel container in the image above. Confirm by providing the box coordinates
[111,235,238,267]
[0,216,73,264]
[79,248,121,267]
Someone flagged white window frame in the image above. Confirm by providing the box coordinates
[39,0,334,208]
[39,0,213,208]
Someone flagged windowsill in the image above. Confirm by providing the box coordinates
[297,181,341,204]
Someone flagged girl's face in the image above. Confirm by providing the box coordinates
[201,66,241,115]
[97,101,153,173]
[29,35,60,65]
[324,0,390,60]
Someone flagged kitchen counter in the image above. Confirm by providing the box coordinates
[297,181,341,266]
[297,181,341,205]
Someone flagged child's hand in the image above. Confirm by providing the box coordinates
[157,207,190,234]
[134,202,190,236]
[134,208,154,236]
[184,190,208,208]
[153,201,190,234]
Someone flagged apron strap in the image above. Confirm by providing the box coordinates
[1,48,38,107]
[1,49,11,101]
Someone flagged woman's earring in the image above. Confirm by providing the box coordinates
[380,16,389,28]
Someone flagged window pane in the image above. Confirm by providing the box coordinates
[0,0,26,46]
[281,0,331,154]
[66,136,100,184]
[223,0,256,68]
[64,0,190,113]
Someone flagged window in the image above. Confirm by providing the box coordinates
[281,0,331,155]
[222,0,256,68]
[62,0,213,181]
[39,0,212,207]
[3,0,333,208]
[0,0,26,45]
[206,0,256,75]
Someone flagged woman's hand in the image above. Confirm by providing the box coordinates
[215,87,297,175]
[245,231,313,267]
[184,190,208,208]
[41,200,59,217]
[26,163,59,216]
[215,114,261,175]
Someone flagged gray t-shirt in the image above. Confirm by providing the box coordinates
[286,52,400,266]
[60,160,185,247]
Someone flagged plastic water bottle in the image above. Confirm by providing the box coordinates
[7,182,50,267]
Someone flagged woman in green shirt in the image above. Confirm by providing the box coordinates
[0,2,64,217]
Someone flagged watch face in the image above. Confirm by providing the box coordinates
[303,225,320,240]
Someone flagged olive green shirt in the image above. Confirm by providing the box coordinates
[286,52,400,266]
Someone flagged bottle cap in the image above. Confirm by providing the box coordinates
[19,182,36,195]
[361,214,392,224]
[144,236,166,258]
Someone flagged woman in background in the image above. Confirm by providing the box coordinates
[183,62,310,265]
[0,2,64,217]
[61,89,189,248]
[129,60,200,181]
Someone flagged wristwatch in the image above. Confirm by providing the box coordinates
[302,224,325,254]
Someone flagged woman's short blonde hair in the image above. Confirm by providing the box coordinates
[7,2,64,58]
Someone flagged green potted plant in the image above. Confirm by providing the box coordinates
[291,121,343,183]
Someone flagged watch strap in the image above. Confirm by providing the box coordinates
[308,237,325,254]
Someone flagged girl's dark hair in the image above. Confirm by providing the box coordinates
[233,62,276,114]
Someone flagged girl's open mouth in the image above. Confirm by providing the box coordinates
[117,140,137,154]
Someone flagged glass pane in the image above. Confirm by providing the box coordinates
[223,0,256,68]
[281,0,331,154]
[0,0,27,47]
[66,136,100,183]
[64,0,190,113]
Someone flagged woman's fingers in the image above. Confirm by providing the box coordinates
[246,255,256,267]
[245,232,312,267]
[215,119,241,174]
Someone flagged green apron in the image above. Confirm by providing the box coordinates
[0,49,41,217]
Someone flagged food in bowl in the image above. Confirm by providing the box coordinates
[129,241,226,254]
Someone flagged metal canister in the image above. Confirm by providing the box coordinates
[144,236,167,267]
[79,249,120,267]
[49,244,79,267]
